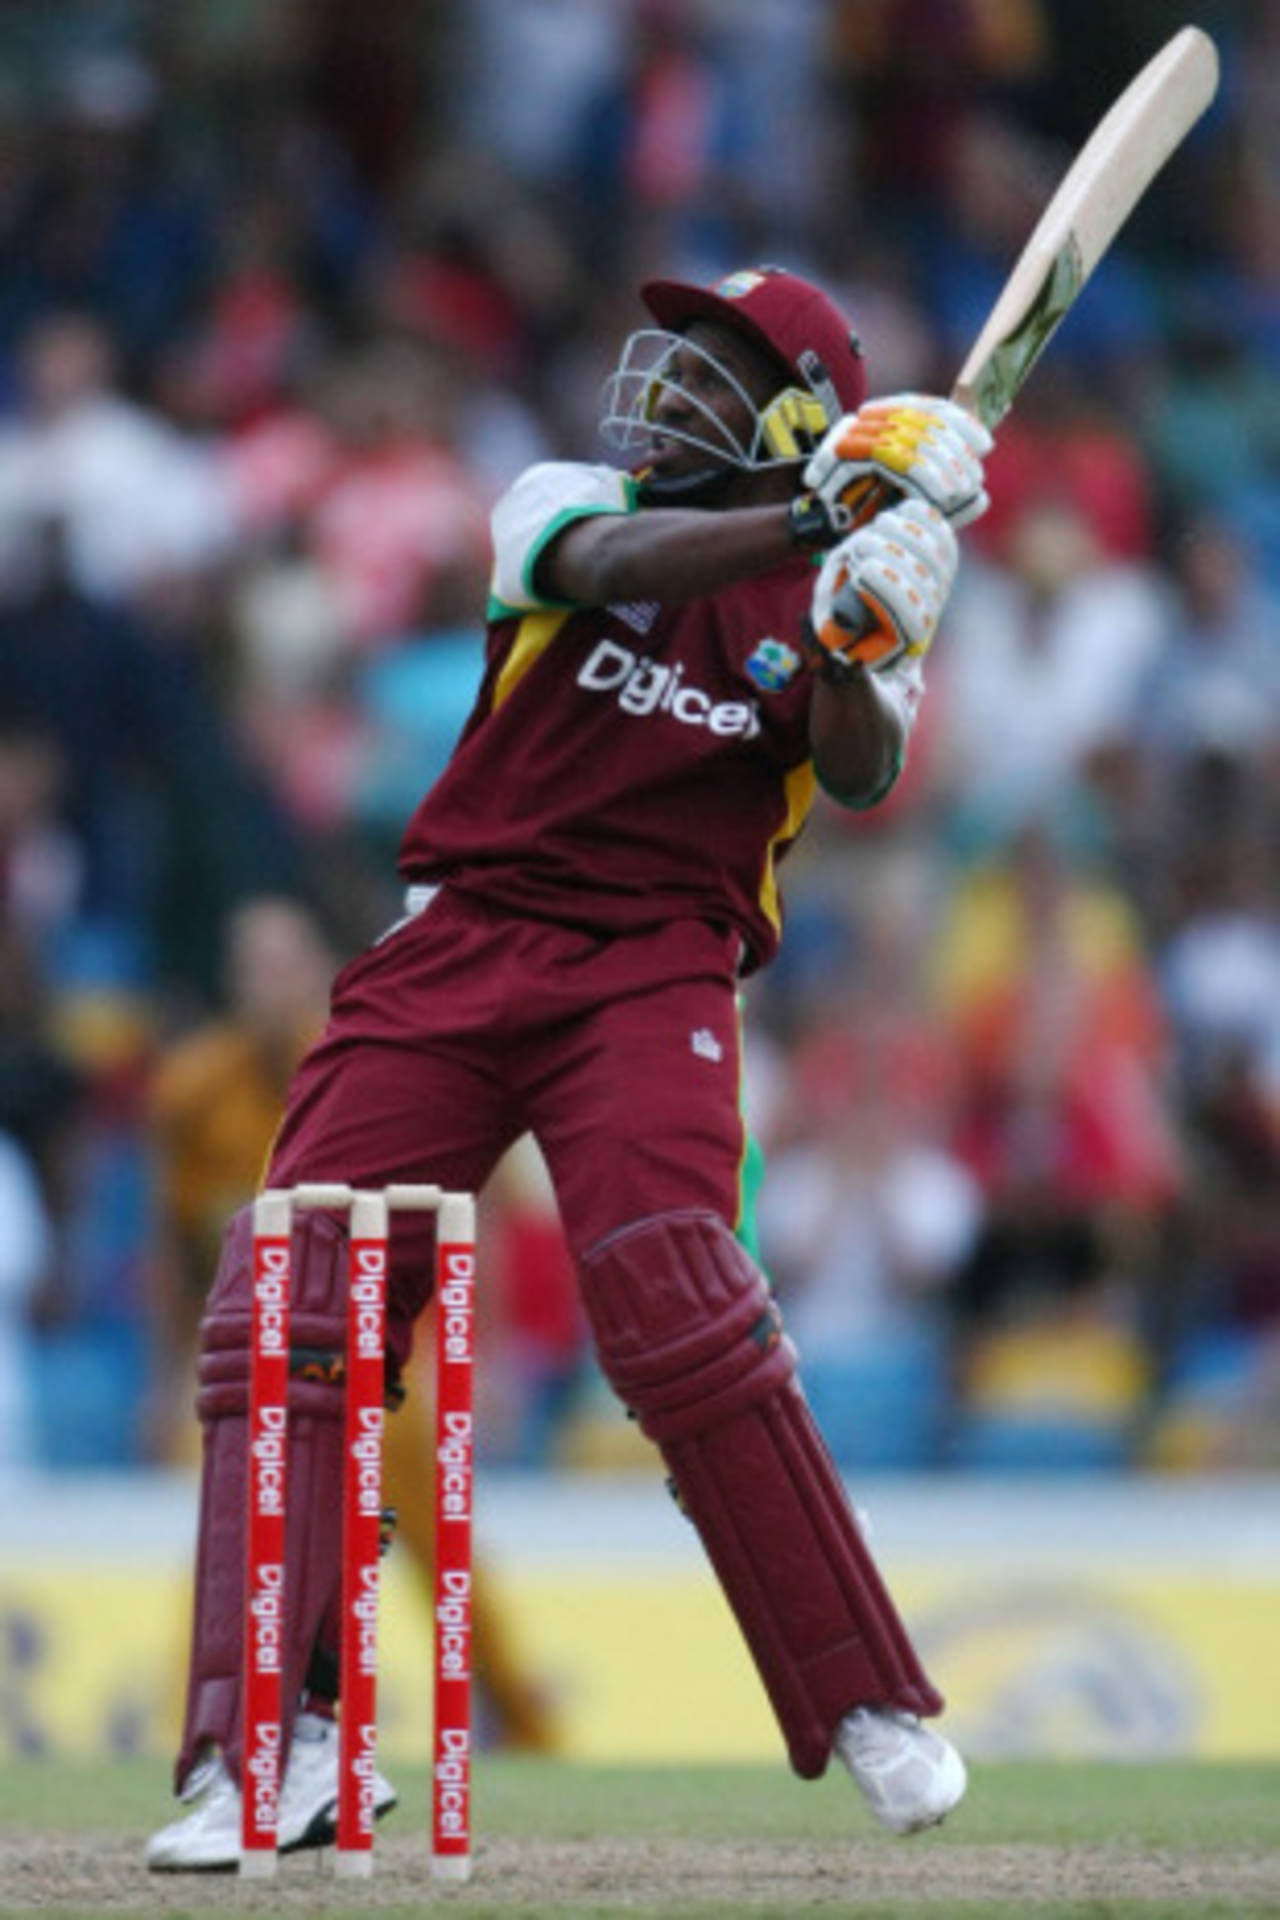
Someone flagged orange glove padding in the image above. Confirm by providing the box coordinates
[808,500,959,675]
[804,393,992,532]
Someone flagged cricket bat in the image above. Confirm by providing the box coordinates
[953,24,1220,430]
[825,26,1219,650]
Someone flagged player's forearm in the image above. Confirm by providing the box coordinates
[544,503,797,606]
[809,667,905,808]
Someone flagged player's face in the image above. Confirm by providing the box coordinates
[644,321,782,480]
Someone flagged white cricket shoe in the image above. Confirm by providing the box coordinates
[145,1712,397,1871]
[834,1706,967,1836]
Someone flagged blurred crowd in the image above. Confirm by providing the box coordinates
[1,0,1277,1478]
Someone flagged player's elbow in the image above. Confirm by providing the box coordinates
[814,744,901,811]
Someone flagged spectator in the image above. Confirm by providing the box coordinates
[0,311,234,604]
[0,925,85,1276]
[0,722,80,961]
[303,338,491,648]
[0,512,302,991]
[930,497,1169,842]
[971,372,1156,566]
[146,896,338,1461]
[0,1130,52,1467]
[449,0,629,193]
[1147,836,1280,1466]
[935,820,1183,1461]
[1138,513,1280,778]
[0,50,209,362]
[758,845,980,1356]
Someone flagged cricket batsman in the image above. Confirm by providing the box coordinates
[148,263,989,1869]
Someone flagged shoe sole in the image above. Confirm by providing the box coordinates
[147,1856,239,1876]
[887,1803,958,1837]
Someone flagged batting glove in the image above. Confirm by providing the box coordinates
[807,499,958,676]
[801,394,992,537]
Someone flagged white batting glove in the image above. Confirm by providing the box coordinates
[802,393,993,532]
[808,499,958,674]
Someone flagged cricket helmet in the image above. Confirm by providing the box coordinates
[600,264,866,476]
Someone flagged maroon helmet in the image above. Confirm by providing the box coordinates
[601,264,865,473]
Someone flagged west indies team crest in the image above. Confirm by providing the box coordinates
[745,636,803,691]
[715,269,769,300]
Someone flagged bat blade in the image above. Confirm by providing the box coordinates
[953,25,1219,429]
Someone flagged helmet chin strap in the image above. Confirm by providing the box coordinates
[634,462,748,509]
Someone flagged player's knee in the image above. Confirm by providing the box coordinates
[579,1209,795,1442]
[196,1204,361,1423]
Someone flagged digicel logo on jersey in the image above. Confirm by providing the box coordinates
[579,640,761,739]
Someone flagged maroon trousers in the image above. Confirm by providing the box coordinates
[267,886,752,1356]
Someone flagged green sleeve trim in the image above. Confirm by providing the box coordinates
[498,477,642,617]
[486,590,530,620]
[525,504,612,607]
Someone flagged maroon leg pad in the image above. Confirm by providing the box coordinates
[579,1210,943,1778]
[175,1205,353,1793]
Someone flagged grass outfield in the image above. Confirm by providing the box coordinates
[1,1756,1277,1917]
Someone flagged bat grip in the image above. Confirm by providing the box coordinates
[835,596,878,642]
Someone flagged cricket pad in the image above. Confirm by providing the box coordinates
[174,1204,353,1794]
[579,1209,942,1777]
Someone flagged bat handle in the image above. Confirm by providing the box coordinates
[834,596,878,643]
[816,476,894,646]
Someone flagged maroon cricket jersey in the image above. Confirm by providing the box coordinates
[399,462,914,972]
